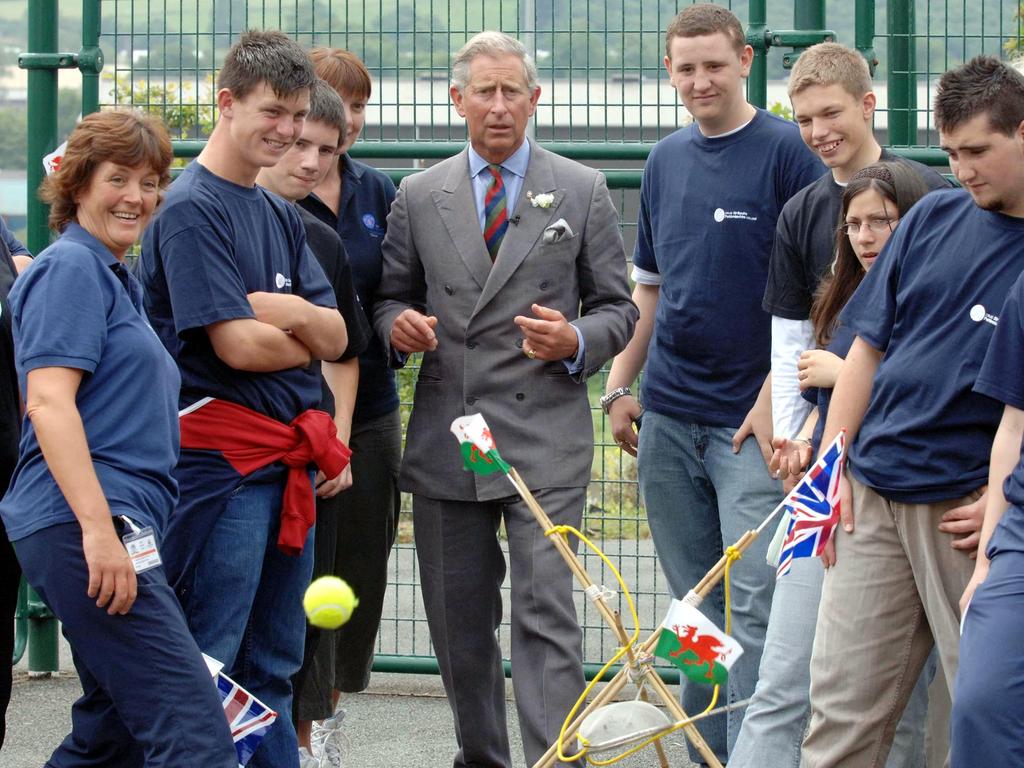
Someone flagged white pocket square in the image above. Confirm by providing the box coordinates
[543,218,575,244]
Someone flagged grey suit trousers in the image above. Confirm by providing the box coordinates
[413,488,586,768]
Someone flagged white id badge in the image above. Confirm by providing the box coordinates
[119,516,162,574]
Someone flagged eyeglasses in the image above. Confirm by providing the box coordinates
[841,218,897,236]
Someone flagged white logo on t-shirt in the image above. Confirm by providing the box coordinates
[275,272,292,290]
[712,207,758,223]
[969,304,998,327]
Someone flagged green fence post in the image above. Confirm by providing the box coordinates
[854,0,879,76]
[25,584,58,676]
[746,0,768,109]
[23,0,59,256]
[80,0,103,115]
[793,0,826,37]
[11,578,27,665]
[19,0,62,676]
[887,0,917,146]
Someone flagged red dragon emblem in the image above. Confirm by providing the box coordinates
[669,624,728,680]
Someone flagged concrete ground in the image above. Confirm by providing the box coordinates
[6,667,701,767]
[4,538,704,766]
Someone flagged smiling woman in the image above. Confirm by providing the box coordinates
[0,111,239,767]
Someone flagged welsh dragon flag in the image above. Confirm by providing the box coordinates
[450,414,511,476]
[654,599,743,686]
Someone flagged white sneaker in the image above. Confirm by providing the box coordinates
[298,746,318,768]
[313,710,347,768]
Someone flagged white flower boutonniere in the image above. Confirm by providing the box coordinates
[527,191,555,209]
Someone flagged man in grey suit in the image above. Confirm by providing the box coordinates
[374,30,638,768]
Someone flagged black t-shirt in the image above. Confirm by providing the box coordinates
[762,151,951,320]
[297,206,372,417]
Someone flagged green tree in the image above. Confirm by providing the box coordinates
[0,106,26,170]
[114,73,216,139]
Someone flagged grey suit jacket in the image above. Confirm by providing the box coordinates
[374,140,638,501]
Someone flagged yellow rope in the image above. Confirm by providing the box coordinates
[723,545,741,636]
[545,524,641,764]
[547,529,744,766]
[582,684,721,765]
[585,546,745,765]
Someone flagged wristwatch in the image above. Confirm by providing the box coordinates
[600,386,633,414]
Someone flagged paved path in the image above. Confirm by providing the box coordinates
[6,667,700,767]
[4,538,707,766]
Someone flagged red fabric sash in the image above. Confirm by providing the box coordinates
[179,399,351,555]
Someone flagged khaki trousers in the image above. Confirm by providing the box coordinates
[801,474,979,768]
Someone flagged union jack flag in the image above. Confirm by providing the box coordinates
[776,431,846,578]
[215,669,278,766]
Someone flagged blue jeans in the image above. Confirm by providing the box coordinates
[638,412,778,764]
[728,555,933,768]
[181,479,314,768]
[952,550,1024,767]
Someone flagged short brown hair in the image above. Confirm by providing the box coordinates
[788,42,872,99]
[40,110,173,233]
[310,47,373,101]
[307,78,346,143]
[217,30,315,101]
[665,4,745,57]
[935,55,1024,135]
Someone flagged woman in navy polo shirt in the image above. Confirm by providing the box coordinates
[294,47,400,759]
[0,111,236,767]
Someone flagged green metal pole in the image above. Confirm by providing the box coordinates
[854,0,879,76]
[793,0,826,33]
[746,0,768,109]
[80,0,103,115]
[25,0,59,256]
[371,654,682,685]
[21,0,61,677]
[887,0,917,146]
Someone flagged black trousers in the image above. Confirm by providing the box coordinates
[0,516,19,751]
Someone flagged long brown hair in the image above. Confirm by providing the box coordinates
[810,161,930,346]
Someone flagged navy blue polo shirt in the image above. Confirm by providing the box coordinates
[0,216,28,258]
[139,161,336,423]
[634,109,825,426]
[976,272,1024,556]
[299,154,399,424]
[843,189,1024,502]
[0,224,181,540]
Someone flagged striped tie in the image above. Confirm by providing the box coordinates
[483,164,508,261]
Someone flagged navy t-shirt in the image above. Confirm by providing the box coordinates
[299,154,399,423]
[975,272,1024,556]
[634,109,825,426]
[295,205,371,417]
[0,224,181,540]
[763,152,950,320]
[0,216,28,259]
[139,162,336,424]
[801,323,855,453]
[843,189,1024,502]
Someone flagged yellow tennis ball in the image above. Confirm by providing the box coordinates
[303,576,359,629]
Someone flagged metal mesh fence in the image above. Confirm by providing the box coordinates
[85,0,1021,676]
